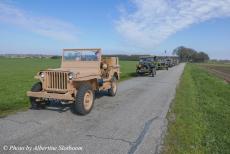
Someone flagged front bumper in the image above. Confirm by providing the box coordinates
[27,91,74,101]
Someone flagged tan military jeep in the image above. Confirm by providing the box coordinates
[27,48,120,115]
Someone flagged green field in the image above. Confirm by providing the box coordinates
[0,58,137,116]
[164,64,230,154]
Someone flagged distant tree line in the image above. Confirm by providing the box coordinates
[209,59,230,64]
[173,46,209,62]
[50,56,61,59]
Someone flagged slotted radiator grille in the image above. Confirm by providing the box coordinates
[44,71,68,91]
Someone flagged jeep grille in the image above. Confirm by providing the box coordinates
[44,71,68,91]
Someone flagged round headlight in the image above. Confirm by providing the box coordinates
[68,72,74,80]
[39,72,45,78]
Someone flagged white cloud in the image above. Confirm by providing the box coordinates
[116,0,230,49]
[0,1,78,41]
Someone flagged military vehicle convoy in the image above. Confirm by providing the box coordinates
[154,56,179,70]
[136,56,157,77]
[166,59,174,67]
[27,48,120,115]
[171,56,180,66]
[155,57,169,70]
[136,55,179,76]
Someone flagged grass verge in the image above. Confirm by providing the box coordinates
[163,63,230,154]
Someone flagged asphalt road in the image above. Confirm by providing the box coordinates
[0,63,185,154]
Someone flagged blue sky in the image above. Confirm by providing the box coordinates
[0,0,230,59]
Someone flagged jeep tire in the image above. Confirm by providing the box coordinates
[73,84,95,115]
[108,77,117,96]
[30,82,45,110]
[151,68,156,77]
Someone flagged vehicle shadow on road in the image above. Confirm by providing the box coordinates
[45,101,71,113]
[95,90,110,99]
[41,91,110,114]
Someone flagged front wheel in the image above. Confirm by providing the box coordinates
[151,68,156,77]
[72,84,95,115]
[108,77,117,96]
[30,82,45,110]
[152,68,157,77]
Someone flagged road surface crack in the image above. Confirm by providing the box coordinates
[86,134,133,145]
[128,116,159,154]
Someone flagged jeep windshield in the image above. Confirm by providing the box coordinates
[63,50,100,61]
[140,57,154,62]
